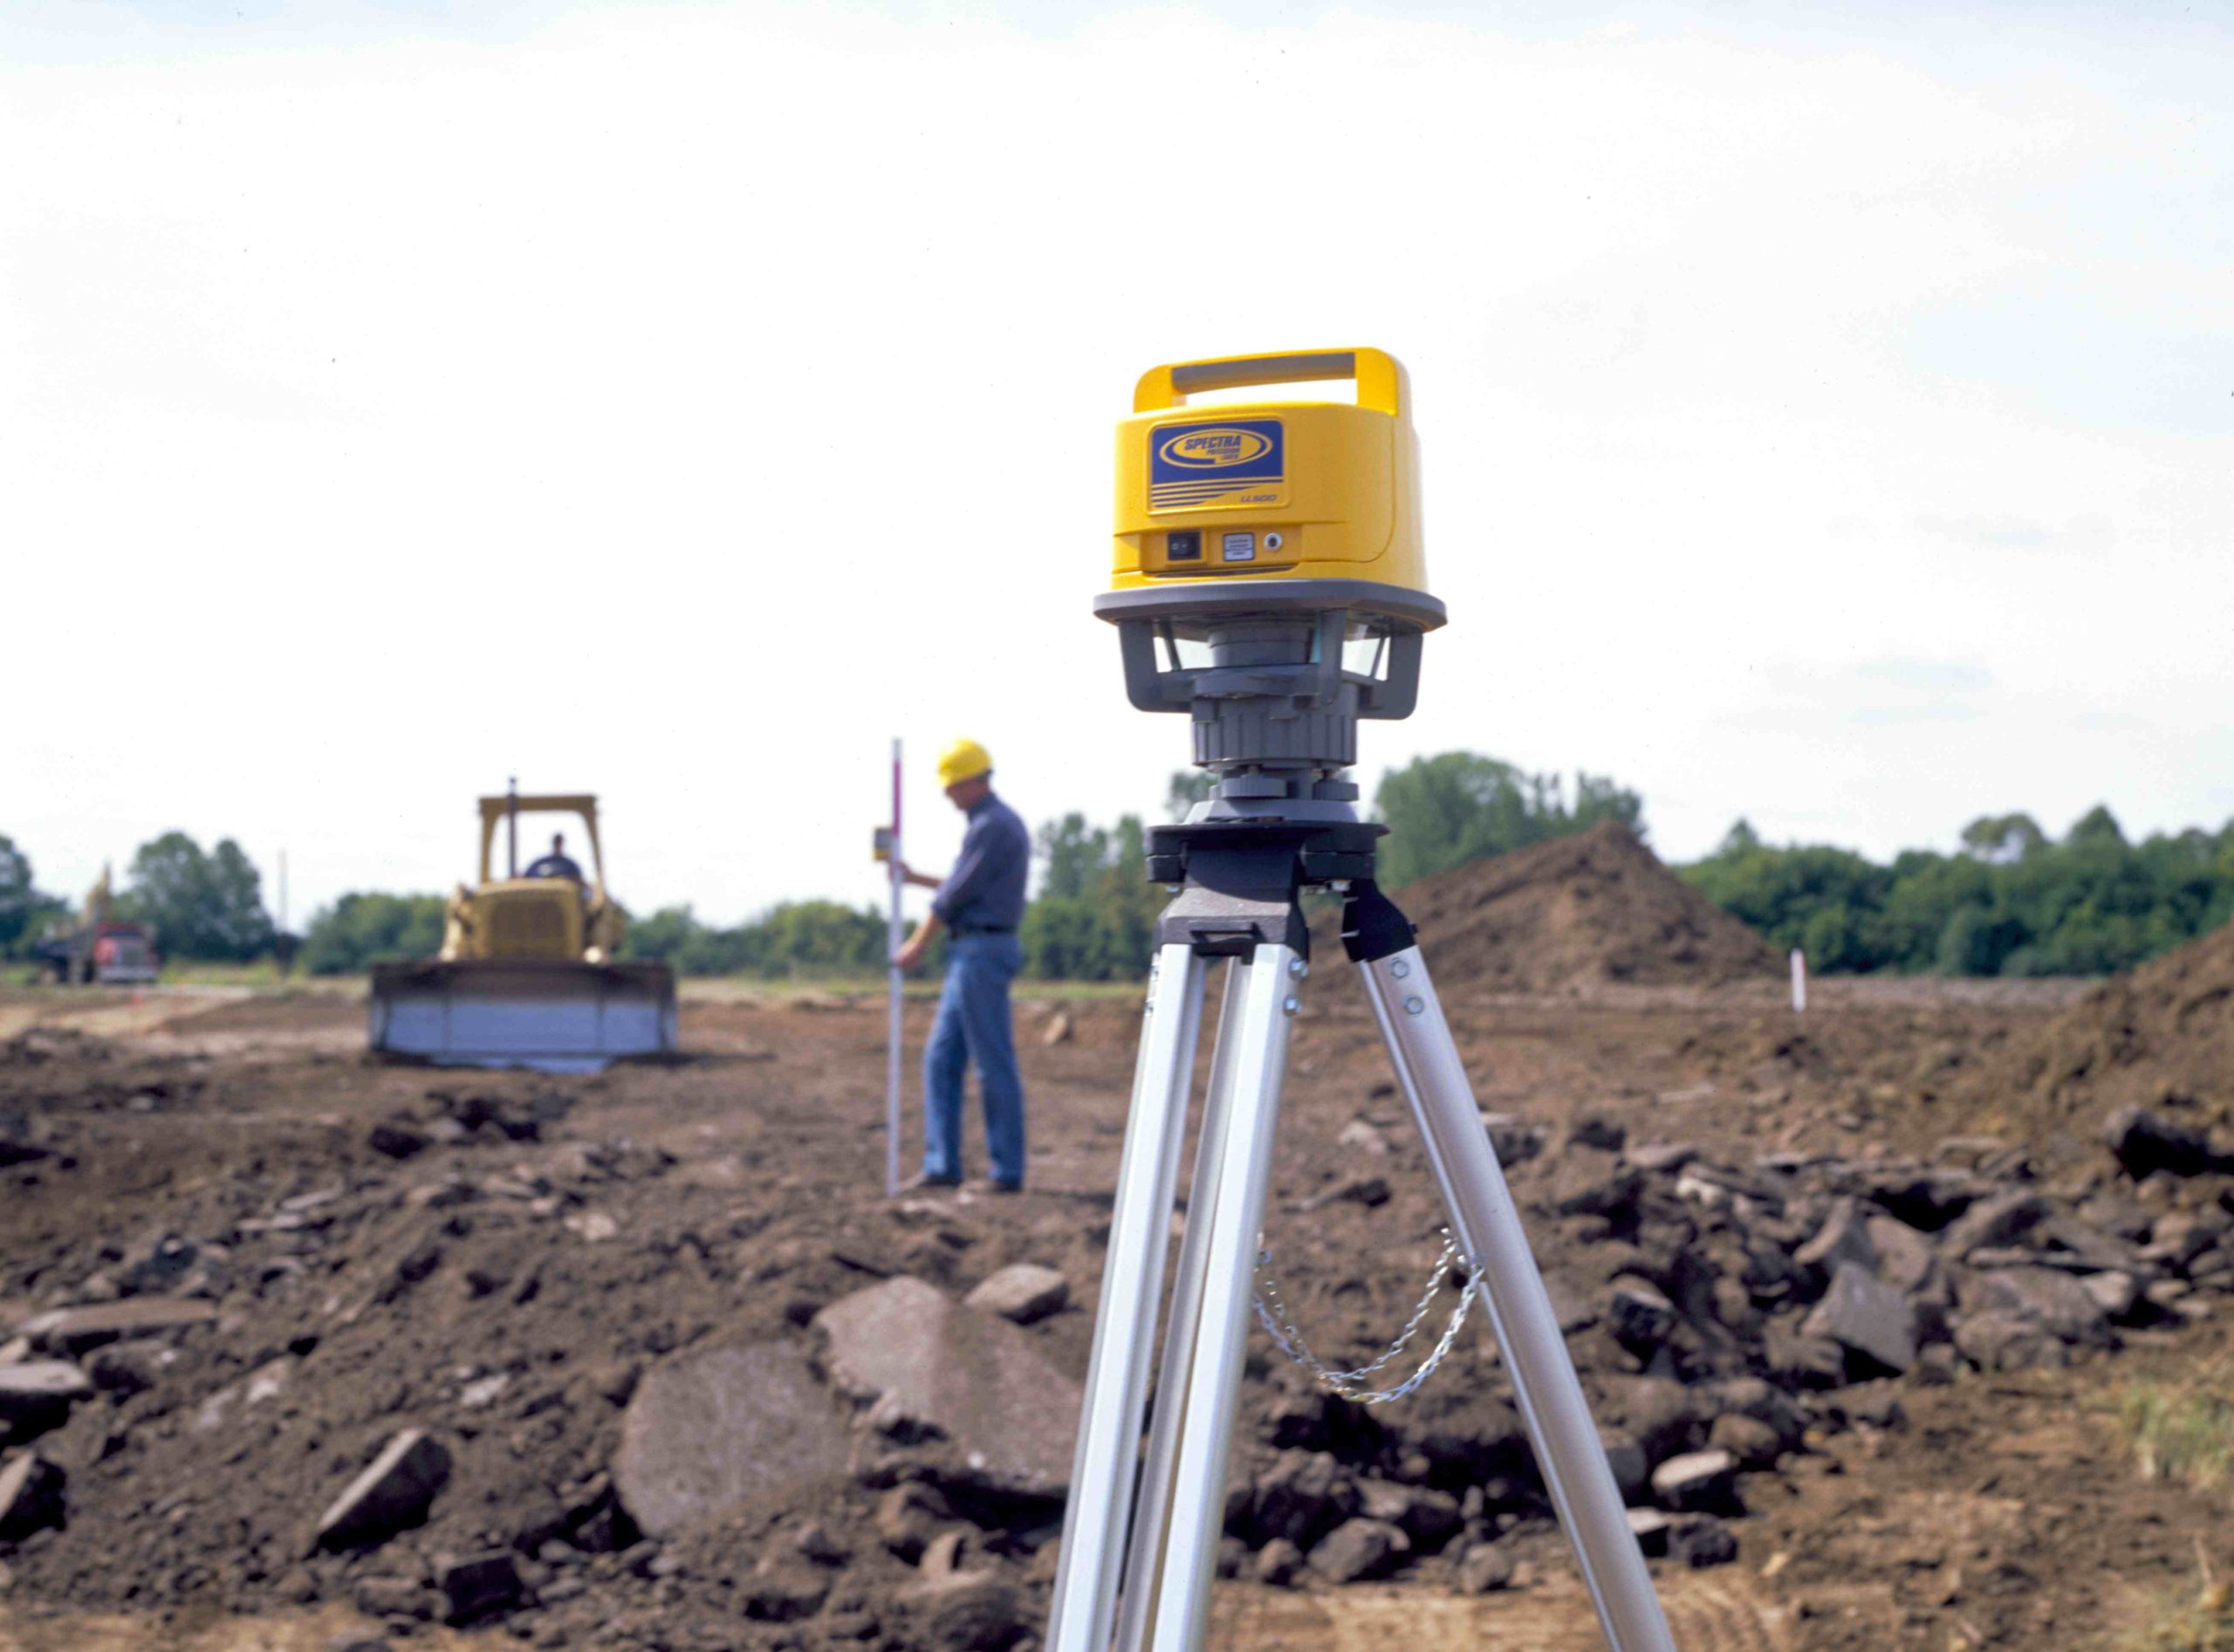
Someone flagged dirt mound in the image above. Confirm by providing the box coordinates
[0,1026,120,1068]
[1346,822,1782,994]
[1975,918,2234,1142]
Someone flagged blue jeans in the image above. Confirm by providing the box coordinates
[922,931,1026,1185]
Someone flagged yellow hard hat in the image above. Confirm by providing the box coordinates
[937,738,993,787]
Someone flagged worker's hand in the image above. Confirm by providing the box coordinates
[894,932,932,972]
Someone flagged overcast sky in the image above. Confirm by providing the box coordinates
[4,0,2229,928]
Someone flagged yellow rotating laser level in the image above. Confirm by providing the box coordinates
[1109,346,1431,602]
[1052,351,1681,1652]
[1094,348,1446,823]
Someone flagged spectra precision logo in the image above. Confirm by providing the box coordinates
[1157,427,1274,470]
[1148,417,1285,511]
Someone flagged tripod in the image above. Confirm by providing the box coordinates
[1045,819,1677,1652]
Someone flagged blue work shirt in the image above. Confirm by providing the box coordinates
[933,791,1031,931]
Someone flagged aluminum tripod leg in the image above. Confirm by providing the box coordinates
[1141,943,1298,1652]
[1046,943,1208,1652]
[1114,956,1249,1652]
[1360,945,1677,1652]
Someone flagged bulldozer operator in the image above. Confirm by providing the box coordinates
[524,833,584,881]
[893,738,1030,1194]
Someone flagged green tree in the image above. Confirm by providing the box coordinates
[1682,807,2234,978]
[1164,770,1215,820]
[299,893,446,975]
[0,835,44,956]
[1681,837,1896,969]
[124,832,274,962]
[1374,752,1645,888]
[1018,810,1163,980]
[1037,814,1112,900]
[1959,812,2046,864]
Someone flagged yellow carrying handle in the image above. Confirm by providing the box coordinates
[1134,347,1407,418]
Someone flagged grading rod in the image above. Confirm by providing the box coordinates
[1359,948,1676,1652]
[885,740,905,1198]
[1146,944,1299,1652]
[1045,944,1207,1652]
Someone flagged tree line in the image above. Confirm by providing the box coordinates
[8,761,2233,982]
[0,832,274,963]
[1682,807,2234,977]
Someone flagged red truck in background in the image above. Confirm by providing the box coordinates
[32,867,161,984]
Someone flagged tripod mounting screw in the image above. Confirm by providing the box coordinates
[1404,997,1425,1016]
[1391,960,1411,978]
[1287,958,1308,980]
[1282,997,1301,1018]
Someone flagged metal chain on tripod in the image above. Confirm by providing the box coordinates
[1253,1230,1481,1406]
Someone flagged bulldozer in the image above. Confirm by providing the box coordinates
[369,786,677,1069]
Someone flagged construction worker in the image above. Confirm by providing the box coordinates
[894,738,1030,1193]
[524,833,584,881]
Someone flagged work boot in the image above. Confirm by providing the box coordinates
[894,1171,961,1196]
[967,1177,1023,1196]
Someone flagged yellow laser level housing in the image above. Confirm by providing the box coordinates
[1107,348,1438,627]
[1094,349,1446,823]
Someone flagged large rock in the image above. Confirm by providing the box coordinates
[1356,1479,1463,1550]
[1307,1517,1408,1581]
[1802,1262,1918,1375]
[2084,1271,2142,1320]
[0,1451,65,1541]
[1795,1199,1877,1279]
[1597,1376,1703,1464]
[1670,1512,1739,1568]
[20,1298,218,1357]
[813,1278,1083,1499]
[1962,1267,2113,1347]
[438,1551,524,1622]
[1863,1216,1938,1295]
[1539,1148,1644,1222]
[1599,1429,1648,1500]
[1762,1321,1846,1389]
[1953,1312,2063,1372]
[1708,1414,1783,1470]
[1697,1374,1808,1456]
[1455,1540,1516,1593]
[1940,1191,2050,1260]
[2103,1107,2218,1179]
[1649,1450,1739,1514]
[0,1361,94,1427]
[899,1573,1027,1651]
[2148,1209,2233,1270]
[314,1429,452,1551]
[613,1341,851,1539]
[963,1265,1069,1326]
[1246,1450,1358,1548]
[1607,1278,1676,1350]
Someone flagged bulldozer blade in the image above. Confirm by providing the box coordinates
[369,960,678,1072]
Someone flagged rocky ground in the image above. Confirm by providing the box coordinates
[3,849,2233,1652]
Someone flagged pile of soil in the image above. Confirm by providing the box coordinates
[1347,823,1782,995]
[1970,918,2234,1145]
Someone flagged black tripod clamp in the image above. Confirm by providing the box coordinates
[1144,819,1418,966]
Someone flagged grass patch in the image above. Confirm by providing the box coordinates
[2121,1367,2234,1492]
[2119,1555,2234,1651]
